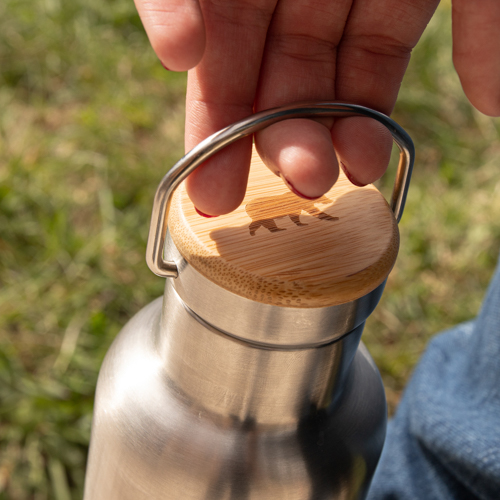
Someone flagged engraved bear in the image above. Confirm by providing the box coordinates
[245,192,339,236]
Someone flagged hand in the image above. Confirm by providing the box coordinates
[135,0,500,216]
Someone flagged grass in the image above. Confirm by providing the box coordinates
[1,1,499,498]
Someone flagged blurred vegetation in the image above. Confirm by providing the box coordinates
[0,0,499,498]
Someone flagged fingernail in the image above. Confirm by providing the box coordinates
[195,207,218,218]
[280,174,320,200]
[160,61,170,71]
[340,162,366,187]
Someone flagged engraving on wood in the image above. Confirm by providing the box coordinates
[245,193,339,236]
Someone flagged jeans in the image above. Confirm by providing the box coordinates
[367,258,500,499]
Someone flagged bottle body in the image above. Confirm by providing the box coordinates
[84,286,387,500]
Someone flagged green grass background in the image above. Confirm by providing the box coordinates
[1,0,499,498]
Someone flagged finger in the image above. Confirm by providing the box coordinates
[331,117,393,187]
[452,0,500,116]
[255,0,353,197]
[185,0,277,215]
[333,0,439,185]
[256,119,340,198]
[134,0,206,71]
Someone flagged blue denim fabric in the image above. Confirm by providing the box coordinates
[367,259,500,500]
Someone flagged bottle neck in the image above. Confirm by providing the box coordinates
[158,280,365,427]
[164,232,385,348]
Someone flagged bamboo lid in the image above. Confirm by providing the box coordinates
[168,150,399,308]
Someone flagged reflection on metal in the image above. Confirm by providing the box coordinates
[84,237,387,499]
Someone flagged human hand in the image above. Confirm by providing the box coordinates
[135,0,500,216]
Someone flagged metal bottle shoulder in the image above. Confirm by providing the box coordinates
[85,297,386,500]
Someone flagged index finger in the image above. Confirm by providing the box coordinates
[134,0,206,71]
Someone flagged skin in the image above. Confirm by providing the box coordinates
[135,0,500,216]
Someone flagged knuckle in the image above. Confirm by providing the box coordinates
[267,33,337,64]
[342,33,414,61]
[205,0,273,27]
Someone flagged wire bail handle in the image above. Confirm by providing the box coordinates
[146,102,415,279]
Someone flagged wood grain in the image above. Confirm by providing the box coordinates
[169,149,399,307]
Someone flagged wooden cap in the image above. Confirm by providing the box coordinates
[168,150,399,308]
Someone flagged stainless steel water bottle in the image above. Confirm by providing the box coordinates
[83,103,414,500]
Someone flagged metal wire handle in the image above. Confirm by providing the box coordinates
[146,102,415,278]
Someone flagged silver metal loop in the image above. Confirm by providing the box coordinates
[146,102,415,278]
